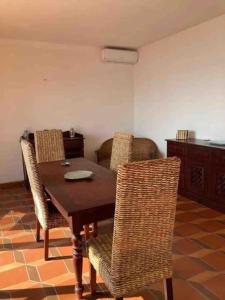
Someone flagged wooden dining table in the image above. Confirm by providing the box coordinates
[38,157,117,299]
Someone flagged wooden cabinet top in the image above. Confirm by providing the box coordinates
[166,139,225,150]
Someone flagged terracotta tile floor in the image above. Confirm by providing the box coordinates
[0,187,225,300]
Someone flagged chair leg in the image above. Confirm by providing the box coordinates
[164,278,173,300]
[84,223,98,240]
[92,222,98,237]
[90,263,97,295]
[36,218,41,242]
[84,225,90,240]
[44,229,49,261]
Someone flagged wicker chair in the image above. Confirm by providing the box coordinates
[96,137,158,169]
[34,129,65,163]
[21,139,69,260]
[110,133,133,172]
[88,157,181,300]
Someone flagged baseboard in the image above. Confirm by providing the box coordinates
[0,181,25,190]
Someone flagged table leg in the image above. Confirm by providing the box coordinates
[72,234,84,299]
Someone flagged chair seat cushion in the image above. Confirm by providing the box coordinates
[47,201,68,229]
[88,233,173,297]
[88,234,113,289]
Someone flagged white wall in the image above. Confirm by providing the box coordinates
[134,15,225,156]
[2,14,225,183]
[0,40,134,183]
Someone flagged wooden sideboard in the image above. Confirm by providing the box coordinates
[22,131,84,189]
[167,139,225,213]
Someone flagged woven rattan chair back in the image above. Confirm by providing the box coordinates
[34,129,65,163]
[110,132,133,172]
[111,157,180,296]
[21,139,48,229]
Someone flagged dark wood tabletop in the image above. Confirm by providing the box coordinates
[38,157,117,226]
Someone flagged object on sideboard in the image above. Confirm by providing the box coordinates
[167,138,225,213]
[21,130,84,190]
[176,130,189,140]
[69,127,75,138]
[96,138,158,169]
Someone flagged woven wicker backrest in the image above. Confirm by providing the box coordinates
[111,157,180,295]
[21,139,48,229]
[34,129,65,163]
[110,133,133,172]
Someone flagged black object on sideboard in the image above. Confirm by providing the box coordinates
[22,131,84,189]
[167,138,225,213]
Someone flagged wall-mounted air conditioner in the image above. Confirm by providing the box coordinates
[102,48,138,65]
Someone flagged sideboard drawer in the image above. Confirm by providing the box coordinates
[167,142,185,156]
[64,139,83,150]
[211,148,225,166]
[187,145,210,162]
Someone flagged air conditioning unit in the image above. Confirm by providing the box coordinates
[102,48,138,65]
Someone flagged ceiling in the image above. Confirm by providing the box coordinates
[1,0,225,48]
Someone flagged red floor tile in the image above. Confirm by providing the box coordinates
[176,212,201,222]
[198,209,223,219]
[201,251,225,272]
[0,215,14,226]
[37,260,68,281]
[204,274,225,299]
[0,251,14,266]
[23,247,45,263]
[175,223,202,237]
[177,202,201,211]
[173,257,206,279]
[173,238,203,255]
[173,279,207,300]
[196,234,225,249]
[197,220,225,232]
[0,266,28,289]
